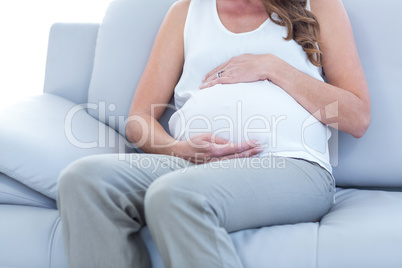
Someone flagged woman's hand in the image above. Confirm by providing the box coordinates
[200,53,277,89]
[173,133,262,164]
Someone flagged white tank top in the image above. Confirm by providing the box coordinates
[168,0,332,173]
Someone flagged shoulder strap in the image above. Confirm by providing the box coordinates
[306,0,311,11]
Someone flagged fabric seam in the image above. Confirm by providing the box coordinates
[0,167,55,200]
[315,220,321,268]
[0,188,56,208]
[47,217,62,268]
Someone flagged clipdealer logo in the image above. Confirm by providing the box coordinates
[63,100,338,166]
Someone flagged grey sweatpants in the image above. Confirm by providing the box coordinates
[57,153,335,268]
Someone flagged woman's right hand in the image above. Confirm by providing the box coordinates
[172,133,263,164]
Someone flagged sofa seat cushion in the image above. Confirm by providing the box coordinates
[316,188,402,267]
[231,188,402,267]
[147,188,402,267]
[140,188,402,267]
[0,173,56,208]
[0,94,134,200]
[139,188,402,268]
[0,205,67,268]
[1,188,401,268]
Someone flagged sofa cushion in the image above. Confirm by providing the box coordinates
[0,94,134,200]
[0,173,56,208]
[330,0,402,187]
[2,189,401,268]
[141,222,322,268]
[0,205,67,268]
[87,0,176,136]
[317,188,402,267]
[139,188,402,268]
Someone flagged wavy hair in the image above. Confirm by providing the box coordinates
[262,0,322,67]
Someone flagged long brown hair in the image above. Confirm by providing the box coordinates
[262,0,322,67]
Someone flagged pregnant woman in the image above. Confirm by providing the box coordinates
[57,0,370,267]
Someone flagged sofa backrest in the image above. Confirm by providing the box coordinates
[87,0,176,136]
[88,0,402,188]
[331,0,402,188]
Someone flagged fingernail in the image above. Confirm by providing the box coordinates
[256,147,264,152]
[252,140,261,146]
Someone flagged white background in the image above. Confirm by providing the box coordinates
[0,0,111,108]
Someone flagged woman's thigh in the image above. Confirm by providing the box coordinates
[59,153,192,189]
[149,156,335,232]
[58,153,194,218]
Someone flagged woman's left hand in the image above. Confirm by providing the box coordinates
[200,53,277,89]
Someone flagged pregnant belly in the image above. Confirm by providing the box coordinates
[169,80,328,154]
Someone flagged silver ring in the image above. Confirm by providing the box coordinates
[217,70,223,78]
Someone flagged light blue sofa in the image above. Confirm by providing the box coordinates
[1,0,401,267]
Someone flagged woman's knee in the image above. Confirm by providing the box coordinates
[57,155,114,200]
[145,174,191,219]
[144,173,216,224]
[144,176,179,218]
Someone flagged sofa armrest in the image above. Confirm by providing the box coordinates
[43,23,99,105]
